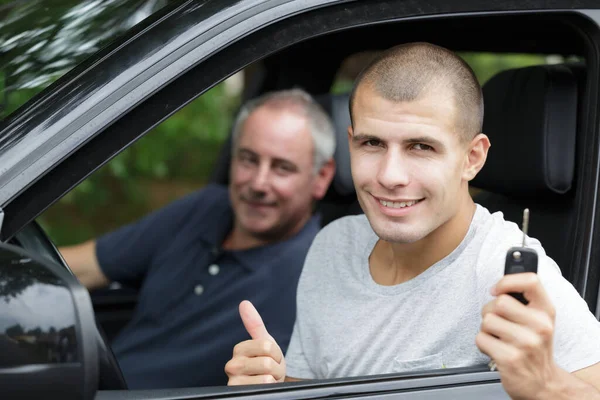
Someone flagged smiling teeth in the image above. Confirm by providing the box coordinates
[379,199,419,208]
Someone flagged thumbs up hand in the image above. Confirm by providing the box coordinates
[225,300,286,385]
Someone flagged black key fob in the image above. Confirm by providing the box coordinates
[504,246,538,304]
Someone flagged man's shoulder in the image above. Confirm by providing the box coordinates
[139,183,231,237]
[168,183,230,214]
[474,204,546,254]
[188,183,229,203]
[471,204,556,287]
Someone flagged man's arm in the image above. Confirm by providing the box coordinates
[574,363,600,391]
[477,273,600,399]
[533,361,600,399]
[59,240,110,290]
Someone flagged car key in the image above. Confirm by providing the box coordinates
[503,208,538,304]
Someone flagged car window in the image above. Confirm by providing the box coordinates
[15,3,597,394]
[37,73,242,243]
[35,49,586,388]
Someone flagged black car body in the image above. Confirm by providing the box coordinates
[1,0,599,399]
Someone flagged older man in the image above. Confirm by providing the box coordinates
[60,88,336,389]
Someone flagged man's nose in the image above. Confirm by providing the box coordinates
[377,149,410,189]
[250,161,271,191]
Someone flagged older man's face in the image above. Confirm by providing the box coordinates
[229,105,322,241]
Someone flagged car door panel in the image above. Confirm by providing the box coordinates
[92,371,506,399]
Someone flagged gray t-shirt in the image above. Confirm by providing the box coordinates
[285,204,600,379]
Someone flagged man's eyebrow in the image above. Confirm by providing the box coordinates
[272,158,299,170]
[404,136,444,147]
[237,148,256,156]
[351,133,380,143]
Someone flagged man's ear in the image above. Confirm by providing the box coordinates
[462,133,491,181]
[347,125,353,143]
[312,158,336,200]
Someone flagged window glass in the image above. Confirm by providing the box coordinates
[38,73,242,244]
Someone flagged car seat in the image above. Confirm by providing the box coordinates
[472,64,580,283]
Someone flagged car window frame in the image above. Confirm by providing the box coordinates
[2,2,600,398]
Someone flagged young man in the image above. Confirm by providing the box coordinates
[60,88,336,389]
[225,43,600,399]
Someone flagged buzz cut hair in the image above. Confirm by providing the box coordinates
[349,42,484,142]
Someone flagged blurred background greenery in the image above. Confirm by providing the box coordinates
[38,82,241,244]
[0,1,575,246]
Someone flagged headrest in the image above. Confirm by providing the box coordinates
[315,93,354,196]
[472,64,578,197]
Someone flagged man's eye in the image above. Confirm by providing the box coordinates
[412,143,433,151]
[364,139,381,147]
[239,156,257,165]
[276,164,294,173]
[239,154,257,164]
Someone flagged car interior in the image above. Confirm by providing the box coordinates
[6,7,599,391]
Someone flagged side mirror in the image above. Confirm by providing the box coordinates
[0,242,98,399]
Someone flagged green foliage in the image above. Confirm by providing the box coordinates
[38,83,240,245]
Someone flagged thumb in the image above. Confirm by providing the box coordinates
[239,300,275,341]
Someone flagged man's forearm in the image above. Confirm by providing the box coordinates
[59,240,110,290]
[541,368,600,400]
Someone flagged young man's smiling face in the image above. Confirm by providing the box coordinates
[349,84,481,244]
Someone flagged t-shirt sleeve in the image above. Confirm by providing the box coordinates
[477,236,600,373]
[538,256,600,372]
[96,188,209,287]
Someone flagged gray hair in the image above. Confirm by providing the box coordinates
[231,88,336,173]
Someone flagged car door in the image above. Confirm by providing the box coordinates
[1,0,600,399]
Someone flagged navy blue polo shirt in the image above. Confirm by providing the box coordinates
[96,184,320,389]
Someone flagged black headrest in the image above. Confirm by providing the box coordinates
[472,64,578,197]
[315,93,354,197]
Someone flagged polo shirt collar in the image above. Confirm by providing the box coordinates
[230,214,321,272]
[198,202,321,272]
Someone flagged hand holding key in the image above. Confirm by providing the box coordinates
[477,209,561,399]
[225,301,286,385]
